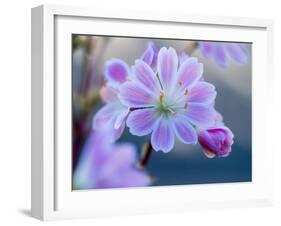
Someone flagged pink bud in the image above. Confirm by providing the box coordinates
[198,127,234,158]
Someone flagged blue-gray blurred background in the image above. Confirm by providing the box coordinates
[72,35,252,187]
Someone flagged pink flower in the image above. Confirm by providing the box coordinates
[198,126,234,158]
[93,59,130,140]
[199,41,248,68]
[93,42,159,141]
[119,47,217,153]
[73,128,151,189]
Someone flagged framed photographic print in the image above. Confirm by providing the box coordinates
[31,4,274,221]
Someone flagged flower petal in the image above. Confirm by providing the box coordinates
[141,41,158,68]
[199,42,213,58]
[157,47,178,90]
[185,103,216,128]
[104,170,150,188]
[225,43,248,64]
[177,57,203,89]
[202,148,216,158]
[114,109,129,129]
[93,104,115,129]
[151,117,174,153]
[141,44,154,66]
[188,81,216,105]
[172,114,197,144]
[99,86,118,103]
[179,52,189,65]
[116,170,151,187]
[132,59,160,92]
[119,82,154,107]
[213,111,224,127]
[92,103,127,140]
[98,142,150,188]
[113,123,126,141]
[198,127,234,157]
[214,45,227,68]
[104,143,137,171]
[104,59,129,85]
[149,42,158,68]
[127,108,158,136]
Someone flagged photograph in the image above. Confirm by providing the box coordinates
[71,35,252,190]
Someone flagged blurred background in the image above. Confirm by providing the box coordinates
[72,35,252,187]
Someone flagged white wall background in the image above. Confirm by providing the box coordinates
[0,0,280,225]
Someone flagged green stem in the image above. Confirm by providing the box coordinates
[139,142,153,168]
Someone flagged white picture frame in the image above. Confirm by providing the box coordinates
[31,4,274,221]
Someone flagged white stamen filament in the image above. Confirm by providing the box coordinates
[167,108,176,115]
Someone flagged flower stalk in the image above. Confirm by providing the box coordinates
[139,142,153,168]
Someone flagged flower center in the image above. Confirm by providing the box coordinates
[157,91,174,115]
[157,84,189,116]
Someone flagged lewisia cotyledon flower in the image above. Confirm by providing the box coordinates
[119,47,217,153]
[73,128,151,189]
[199,41,248,68]
[198,126,234,158]
[93,42,159,141]
[93,58,130,141]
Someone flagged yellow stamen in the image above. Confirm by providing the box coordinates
[179,81,183,87]
[159,91,164,103]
